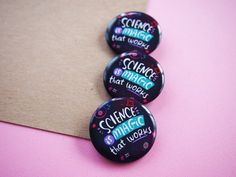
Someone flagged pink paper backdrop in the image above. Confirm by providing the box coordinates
[1,0,236,176]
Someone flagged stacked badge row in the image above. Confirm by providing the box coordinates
[89,11,164,163]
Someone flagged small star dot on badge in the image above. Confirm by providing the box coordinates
[98,111,103,116]
[143,142,149,149]
[125,153,130,158]
[126,99,135,107]
[120,155,125,161]
[112,88,117,93]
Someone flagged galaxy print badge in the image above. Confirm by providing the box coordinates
[105,11,162,54]
[89,98,157,163]
[103,51,164,104]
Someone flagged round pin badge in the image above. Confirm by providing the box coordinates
[89,97,157,163]
[105,11,161,54]
[103,51,164,104]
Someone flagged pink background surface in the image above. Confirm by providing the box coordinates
[1,0,236,176]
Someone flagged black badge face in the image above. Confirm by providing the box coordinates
[103,51,164,104]
[105,11,161,54]
[89,98,157,163]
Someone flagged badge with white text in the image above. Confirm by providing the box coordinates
[89,98,157,163]
[103,51,164,104]
[105,11,161,54]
